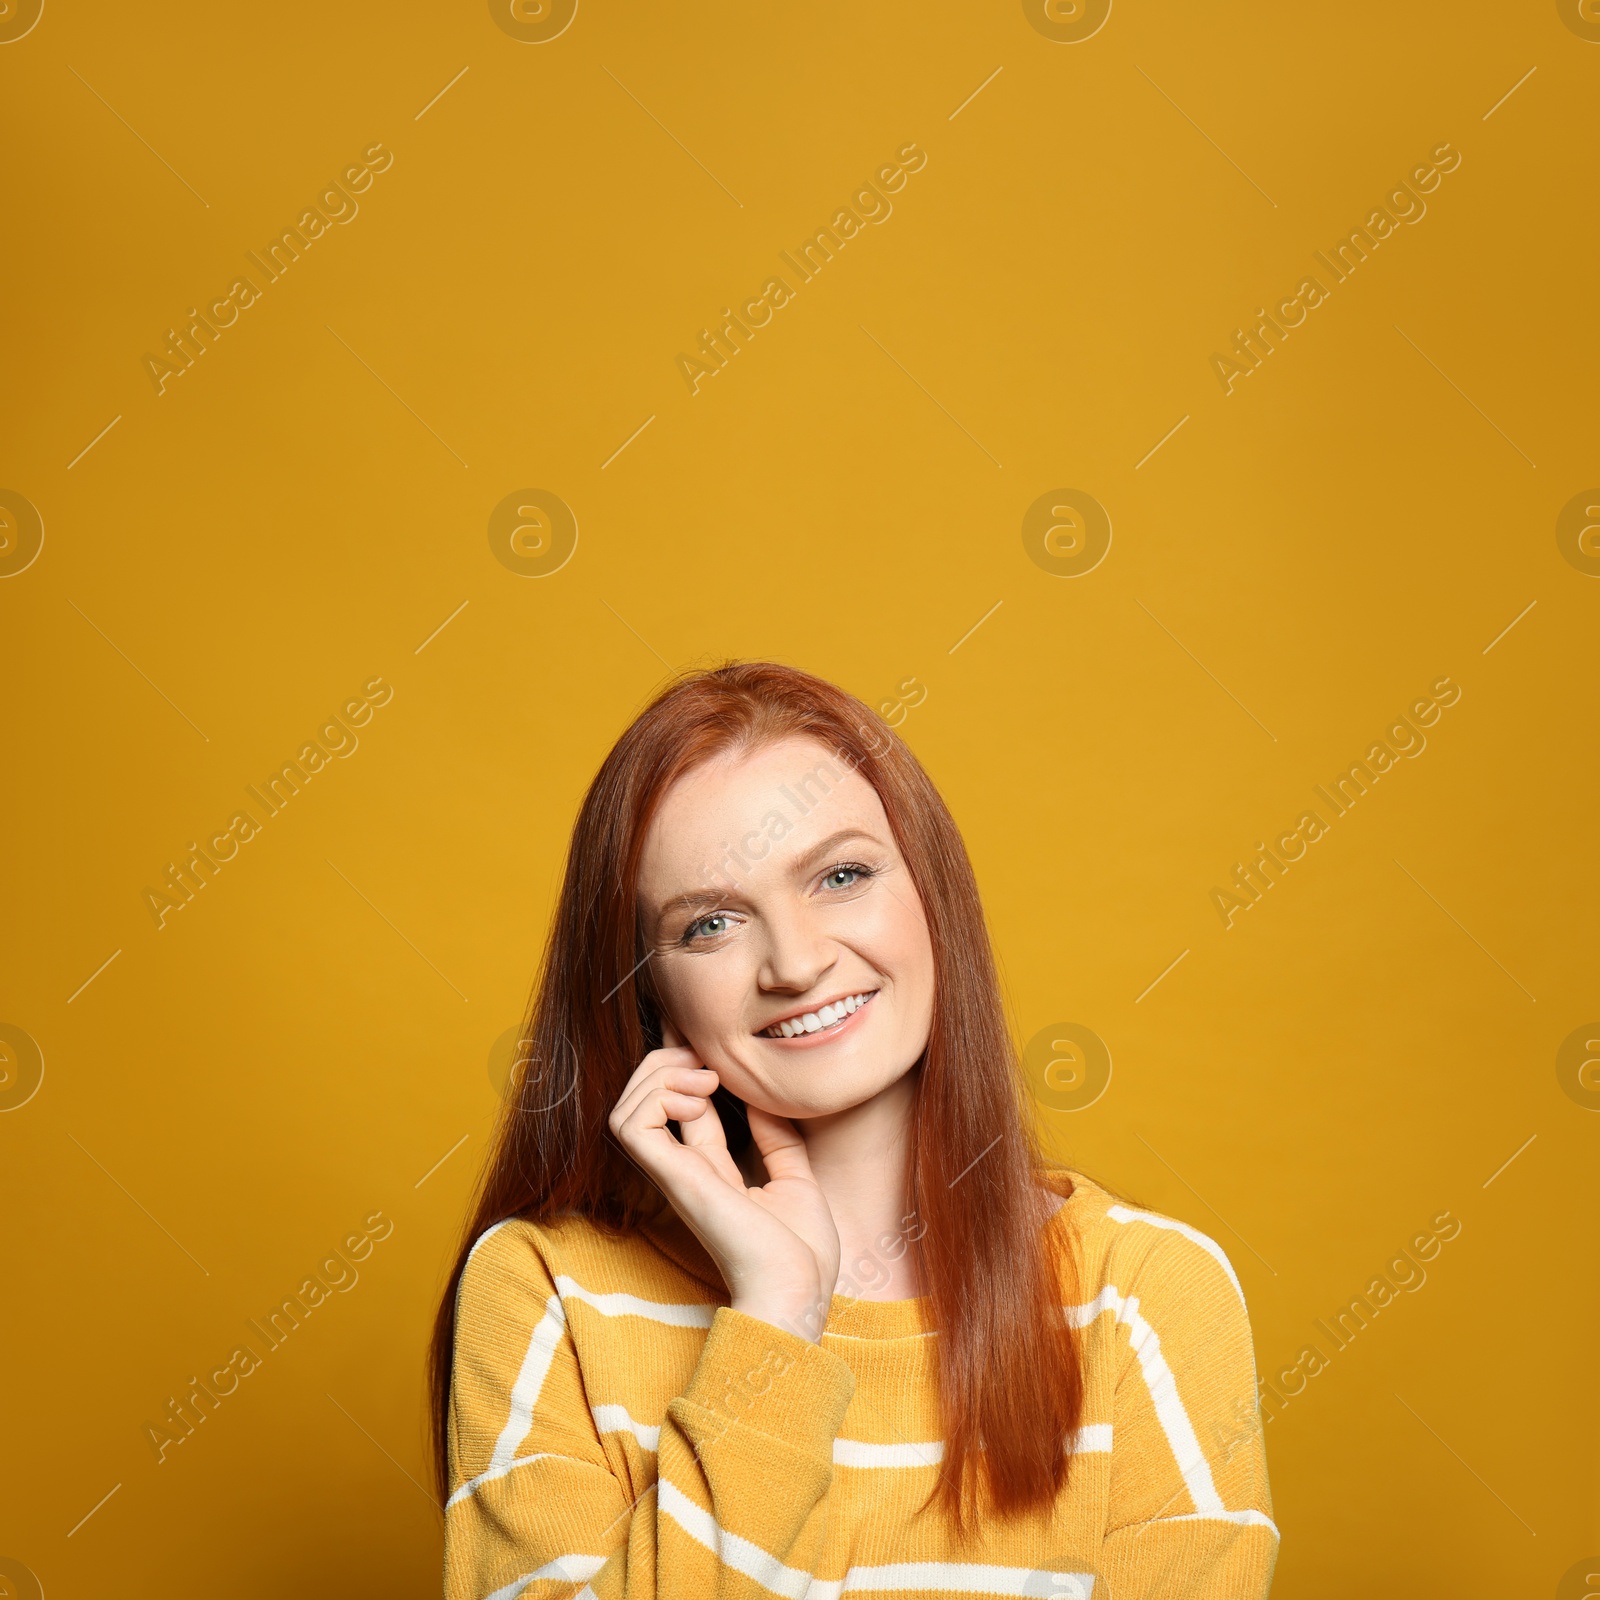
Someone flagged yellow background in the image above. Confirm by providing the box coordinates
[3,1,1596,1594]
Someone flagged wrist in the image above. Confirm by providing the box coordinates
[730,1290,830,1344]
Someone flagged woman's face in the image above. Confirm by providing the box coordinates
[636,735,936,1121]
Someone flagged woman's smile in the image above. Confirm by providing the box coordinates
[757,988,879,1042]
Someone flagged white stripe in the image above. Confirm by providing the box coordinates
[1157,1508,1279,1533]
[466,1217,511,1264]
[658,1478,821,1599]
[491,1296,567,1470]
[1072,1423,1113,1454]
[554,1274,716,1327]
[1064,1283,1125,1329]
[450,1274,711,1510]
[833,1437,943,1468]
[1105,1204,1245,1306]
[446,1448,557,1510]
[447,1293,568,1509]
[592,1404,660,1451]
[483,1553,607,1600]
[840,1563,1095,1596]
[661,1477,1098,1597]
[452,1219,515,1329]
[1116,1296,1222,1514]
[1065,1286,1222,1514]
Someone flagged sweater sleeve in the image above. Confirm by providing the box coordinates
[1094,1221,1279,1599]
[442,1224,856,1599]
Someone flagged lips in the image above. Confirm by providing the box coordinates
[759,989,878,1039]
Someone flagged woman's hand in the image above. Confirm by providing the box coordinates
[608,1021,840,1341]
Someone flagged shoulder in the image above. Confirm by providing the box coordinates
[1045,1169,1250,1323]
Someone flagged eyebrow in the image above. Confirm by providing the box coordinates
[647,827,888,936]
[791,828,884,875]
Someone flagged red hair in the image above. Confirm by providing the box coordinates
[428,661,1084,1523]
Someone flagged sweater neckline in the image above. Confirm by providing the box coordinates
[640,1167,1090,1341]
[823,1166,1086,1341]
[822,1290,933,1341]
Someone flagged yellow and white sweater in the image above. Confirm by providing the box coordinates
[443,1171,1278,1599]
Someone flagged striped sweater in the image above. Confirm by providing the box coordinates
[442,1170,1278,1599]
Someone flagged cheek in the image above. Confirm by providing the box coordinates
[658,952,753,1038]
[857,893,934,992]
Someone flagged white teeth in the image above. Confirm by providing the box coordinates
[764,991,876,1037]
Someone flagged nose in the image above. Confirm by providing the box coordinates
[757,898,838,996]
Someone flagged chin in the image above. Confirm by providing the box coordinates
[733,1060,916,1122]
[749,1090,867,1121]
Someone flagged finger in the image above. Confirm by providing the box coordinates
[612,1048,704,1124]
[610,1063,717,1135]
[669,1074,754,1190]
[611,1066,715,1137]
[612,1098,724,1193]
[612,1080,749,1199]
[614,1088,718,1160]
[745,1106,815,1183]
[656,1091,715,1123]
[661,1015,684,1050]
[677,1084,730,1155]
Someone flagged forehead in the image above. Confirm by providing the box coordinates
[638,735,888,891]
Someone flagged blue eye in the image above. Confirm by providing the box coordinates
[822,862,873,891]
[690,914,730,939]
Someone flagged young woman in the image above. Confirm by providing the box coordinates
[432,662,1277,1599]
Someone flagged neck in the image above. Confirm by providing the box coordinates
[744,1070,923,1301]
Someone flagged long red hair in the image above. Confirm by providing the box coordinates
[428,661,1083,1523]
